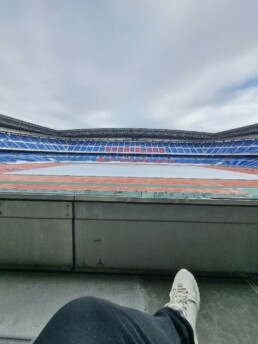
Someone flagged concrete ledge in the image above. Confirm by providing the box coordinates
[75,200,258,273]
[0,195,257,273]
[1,192,258,205]
[75,201,258,223]
[0,218,73,270]
[75,220,258,273]
[0,199,73,270]
[0,200,72,218]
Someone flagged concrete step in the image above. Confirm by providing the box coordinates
[0,337,31,344]
[0,271,257,344]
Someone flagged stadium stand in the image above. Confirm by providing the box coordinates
[0,114,258,167]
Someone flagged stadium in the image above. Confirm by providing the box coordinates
[0,113,258,343]
[0,113,258,198]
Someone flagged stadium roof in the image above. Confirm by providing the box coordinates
[0,113,258,140]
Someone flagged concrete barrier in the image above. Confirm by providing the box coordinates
[0,195,257,274]
[0,198,73,270]
[75,199,258,273]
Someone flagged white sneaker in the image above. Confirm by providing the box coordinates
[164,269,200,344]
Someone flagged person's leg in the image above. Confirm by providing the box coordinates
[33,296,194,344]
[33,269,200,344]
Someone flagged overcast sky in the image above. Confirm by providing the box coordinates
[1,0,258,132]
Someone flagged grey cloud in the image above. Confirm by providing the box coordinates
[0,0,258,131]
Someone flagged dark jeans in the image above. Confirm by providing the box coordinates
[34,296,194,344]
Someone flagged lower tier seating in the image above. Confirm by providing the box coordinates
[0,152,258,167]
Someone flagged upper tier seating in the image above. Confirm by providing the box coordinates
[0,131,258,155]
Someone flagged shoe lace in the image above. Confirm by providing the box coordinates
[171,286,188,312]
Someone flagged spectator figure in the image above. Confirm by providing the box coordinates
[34,269,200,344]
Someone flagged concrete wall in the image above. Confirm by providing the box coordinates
[0,195,257,274]
[0,199,73,270]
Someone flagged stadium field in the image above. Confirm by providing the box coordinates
[1,162,258,199]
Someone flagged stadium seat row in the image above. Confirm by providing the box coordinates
[0,151,258,167]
